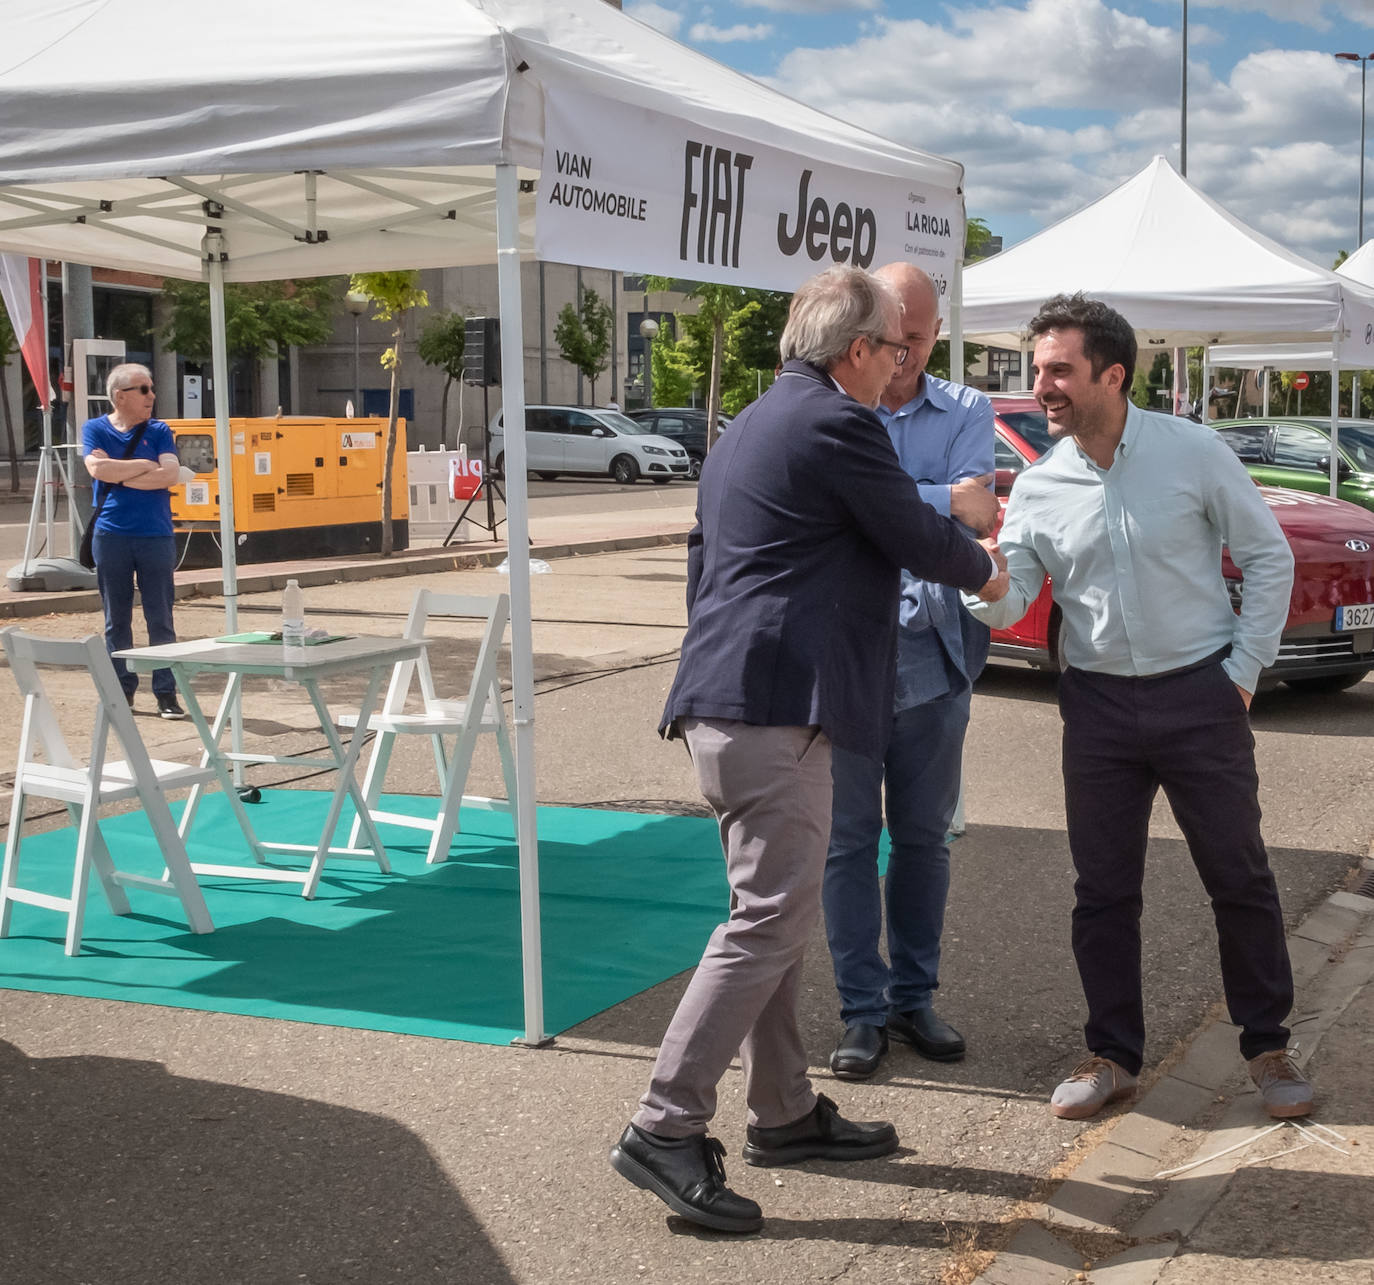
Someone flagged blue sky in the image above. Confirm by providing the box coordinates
[625,0,1374,268]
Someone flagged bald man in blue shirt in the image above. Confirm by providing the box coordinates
[824,262,1000,1081]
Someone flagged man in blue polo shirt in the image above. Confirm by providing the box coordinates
[82,363,186,718]
[824,262,1000,1080]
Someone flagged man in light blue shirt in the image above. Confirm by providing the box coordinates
[824,262,1000,1080]
[965,293,1313,1122]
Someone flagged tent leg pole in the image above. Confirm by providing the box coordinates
[495,162,547,1048]
[1331,359,1341,499]
[205,233,244,784]
[948,255,964,387]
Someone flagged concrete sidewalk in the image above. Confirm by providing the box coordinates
[0,487,700,620]
[979,879,1374,1284]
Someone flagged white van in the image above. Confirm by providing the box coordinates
[488,405,692,484]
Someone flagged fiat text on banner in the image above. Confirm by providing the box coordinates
[536,88,964,295]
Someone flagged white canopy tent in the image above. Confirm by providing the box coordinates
[1207,242,1374,374]
[0,0,967,1043]
[958,156,1374,500]
[1204,245,1374,488]
[958,156,1374,352]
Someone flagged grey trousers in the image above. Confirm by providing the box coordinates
[632,718,833,1137]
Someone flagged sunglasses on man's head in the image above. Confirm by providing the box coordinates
[118,383,155,395]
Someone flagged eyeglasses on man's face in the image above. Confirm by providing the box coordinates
[869,336,909,366]
[118,383,155,395]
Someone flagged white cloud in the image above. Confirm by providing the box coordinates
[739,0,878,9]
[624,2,683,39]
[761,0,1362,264]
[772,0,1186,115]
[689,21,775,42]
[1181,0,1374,31]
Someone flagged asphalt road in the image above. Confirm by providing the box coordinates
[2,545,1370,1283]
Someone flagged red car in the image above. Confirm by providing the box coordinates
[986,393,1374,693]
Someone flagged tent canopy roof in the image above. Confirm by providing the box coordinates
[0,0,962,282]
[1339,238,1374,286]
[958,157,1374,350]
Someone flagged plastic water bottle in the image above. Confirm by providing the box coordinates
[281,579,306,651]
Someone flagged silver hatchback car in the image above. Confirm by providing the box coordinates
[488,405,691,484]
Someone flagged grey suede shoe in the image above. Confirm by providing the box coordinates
[1050,1056,1138,1119]
[1248,1048,1314,1118]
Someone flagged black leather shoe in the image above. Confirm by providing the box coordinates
[741,1093,898,1167]
[610,1124,763,1232]
[887,1006,966,1061]
[829,1021,888,1080]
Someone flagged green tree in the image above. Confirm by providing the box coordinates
[349,270,429,557]
[928,216,994,379]
[553,286,614,403]
[648,317,699,407]
[965,216,994,262]
[732,290,791,372]
[0,296,19,491]
[160,277,337,413]
[645,277,753,446]
[417,309,466,447]
[928,336,986,381]
[1129,366,1154,410]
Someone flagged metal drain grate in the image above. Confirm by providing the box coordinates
[1356,871,1374,900]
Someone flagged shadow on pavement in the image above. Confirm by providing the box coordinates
[1249,679,1374,737]
[0,1039,513,1285]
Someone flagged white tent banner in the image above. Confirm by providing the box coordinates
[536,88,963,293]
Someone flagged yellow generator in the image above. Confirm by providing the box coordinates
[166,417,409,567]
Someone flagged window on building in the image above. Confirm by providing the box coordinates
[988,348,1021,378]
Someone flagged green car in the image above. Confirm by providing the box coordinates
[1209,417,1374,511]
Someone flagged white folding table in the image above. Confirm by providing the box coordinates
[116,634,425,898]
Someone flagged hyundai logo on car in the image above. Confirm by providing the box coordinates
[1346,539,1371,552]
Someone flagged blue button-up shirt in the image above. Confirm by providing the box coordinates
[964,402,1293,693]
[877,375,995,709]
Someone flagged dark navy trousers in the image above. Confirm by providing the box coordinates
[1058,659,1293,1076]
[93,530,178,699]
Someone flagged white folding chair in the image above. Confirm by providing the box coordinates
[0,628,215,955]
[345,591,517,864]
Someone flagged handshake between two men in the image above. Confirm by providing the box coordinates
[946,469,1009,605]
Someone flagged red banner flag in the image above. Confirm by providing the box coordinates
[0,254,51,406]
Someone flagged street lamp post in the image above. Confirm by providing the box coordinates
[639,317,659,410]
[1336,52,1374,246]
[344,290,369,415]
[1180,0,1188,176]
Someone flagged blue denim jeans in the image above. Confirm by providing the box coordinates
[92,530,178,698]
[823,689,971,1025]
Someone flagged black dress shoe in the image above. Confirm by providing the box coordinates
[741,1093,898,1167]
[610,1124,763,1232]
[829,1021,888,1080]
[887,1006,966,1061]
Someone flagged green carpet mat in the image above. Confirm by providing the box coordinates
[0,792,729,1046]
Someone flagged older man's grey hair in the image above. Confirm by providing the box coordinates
[778,267,900,369]
[106,362,153,400]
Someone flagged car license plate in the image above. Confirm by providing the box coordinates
[1336,602,1374,630]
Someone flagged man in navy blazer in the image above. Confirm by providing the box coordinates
[611,266,1008,1233]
